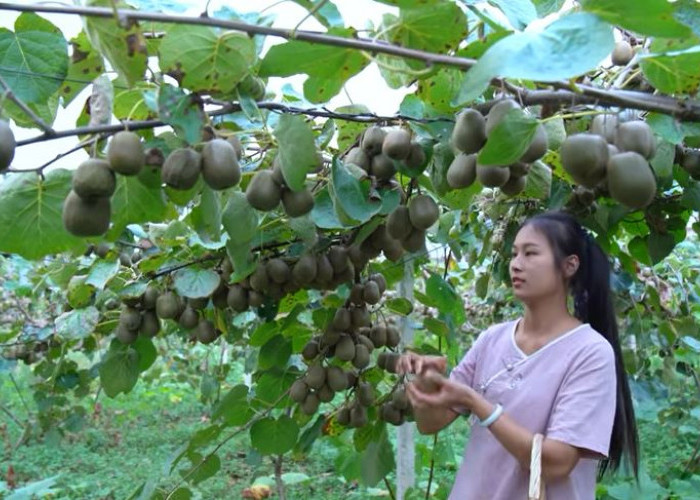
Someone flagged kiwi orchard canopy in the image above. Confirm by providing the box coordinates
[1,0,700,498]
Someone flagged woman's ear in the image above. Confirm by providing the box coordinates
[563,255,580,279]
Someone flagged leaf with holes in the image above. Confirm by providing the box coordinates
[0,13,68,104]
[60,31,104,106]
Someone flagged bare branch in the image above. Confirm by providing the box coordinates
[0,74,55,134]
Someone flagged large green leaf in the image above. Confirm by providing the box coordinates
[389,3,467,52]
[640,39,700,95]
[335,104,371,151]
[646,113,700,144]
[98,343,141,397]
[523,160,552,199]
[212,385,253,426]
[86,260,120,289]
[158,83,205,145]
[487,0,538,30]
[108,175,168,239]
[173,268,221,299]
[84,1,148,86]
[454,13,614,104]
[60,31,104,106]
[425,272,465,326]
[582,0,691,38]
[290,0,344,28]
[180,452,221,485]
[222,192,258,245]
[188,186,222,243]
[0,13,68,105]
[274,115,317,191]
[0,169,84,259]
[55,307,100,341]
[3,94,59,131]
[673,1,700,39]
[250,415,299,455]
[531,0,566,17]
[478,109,538,165]
[158,25,256,95]
[310,187,348,229]
[258,335,293,371]
[360,432,395,486]
[259,28,368,103]
[330,158,382,224]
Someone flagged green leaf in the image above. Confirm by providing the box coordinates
[0,169,83,259]
[673,1,700,39]
[108,175,169,239]
[222,192,259,245]
[628,236,652,266]
[478,109,538,165]
[454,13,614,104]
[475,273,490,299]
[225,241,257,283]
[389,3,467,53]
[84,1,147,86]
[180,452,221,485]
[55,307,99,341]
[385,298,413,315]
[360,433,395,486]
[67,276,94,309]
[159,25,256,95]
[131,337,156,374]
[259,28,368,102]
[85,260,120,289]
[288,215,318,246]
[189,186,222,243]
[531,0,566,17]
[581,0,691,38]
[640,39,700,95]
[158,83,205,145]
[60,31,104,106]
[0,13,68,104]
[250,415,299,455]
[426,272,465,325]
[648,232,676,264]
[310,187,348,229]
[3,93,59,130]
[330,158,382,224]
[523,160,552,199]
[488,0,538,30]
[258,335,293,371]
[213,385,253,426]
[646,113,700,144]
[291,0,344,28]
[423,317,449,337]
[173,268,221,299]
[274,115,317,191]
[119,281,148,303]
[99,344,140,397]
[682,182,700,211]
[649,141,675,187]
[254,370,297,407]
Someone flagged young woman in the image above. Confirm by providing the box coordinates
[398,211,638,500]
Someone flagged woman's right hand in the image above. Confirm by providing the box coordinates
[396,352,447,376]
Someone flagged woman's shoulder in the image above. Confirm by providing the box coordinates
[563,323,615,363]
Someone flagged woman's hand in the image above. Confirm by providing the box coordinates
[406,370,477,411]
[396,352,447,376]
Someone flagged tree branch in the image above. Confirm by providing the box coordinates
[1,2,700,121]
[0,73,55,134]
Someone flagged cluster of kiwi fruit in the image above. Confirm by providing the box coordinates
[245,154,319,218]
[162,134,242,191]
[561,115,657,210]
[384,194,440,253]
[446,100,548,197]
[90,241,144,268]
[379,385,413,426]
[344,125,426,181]
[0,119,16,173]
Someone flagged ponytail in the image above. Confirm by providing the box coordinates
[524,212,639,478]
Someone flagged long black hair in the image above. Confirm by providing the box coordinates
[522,211,639,479]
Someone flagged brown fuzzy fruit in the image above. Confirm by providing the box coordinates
[156,291,181,320]
[290,379,308,403]
[387,205,413,240]
[72,159,116,199]
[178,306,199,329]
[293,254,318,286]
[476,164,510,188]
[361,126,386,157]
[62,190,111,237]
[246,170,282,211]
[370,153,396,180]
[451,108,486,154]
[196,320,219,344]
[500,174,527,197]
[560,134,609,188]
[401,227,426,253]
[162,148,201,190]
[616,121,656,159]
[446,153,477,189]
[611,40,634,66]
[0,120,16,172]
[282,188,314,217]
[405,142,426,169]
[485,99,520,136]
[408,195,439,230]
[607,152,657,210]
[345,147,370,172]
[590,114,618,144]
[201,138,241,190]
[520,124,548,163]
[107,131,144,176]
[382,129,411,160]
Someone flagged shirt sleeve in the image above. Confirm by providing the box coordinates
[545,341,617,457]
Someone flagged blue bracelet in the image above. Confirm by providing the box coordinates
[479,403,504,427]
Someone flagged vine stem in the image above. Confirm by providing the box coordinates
[273,455,287,500]
[0,73,54,134]
[0,3,699,120]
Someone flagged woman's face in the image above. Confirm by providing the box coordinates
[509,224,567,303]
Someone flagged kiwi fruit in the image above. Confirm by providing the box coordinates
[95,242,111,258]
[211,283,229,309]
[227,284,249,312]
[336,407,351,425]
[335,335,356,362]
[201,138,241,190]
[290,379,309,403]
[611,40,634,66]
[616,121,656,159]
[500,174,527,197]
[156,291,181,320]
[266,258,290,284]
[381,402,403,425]
[401,227,426,253]
[226,135,244,160]
[345,147,370,172]
[485,99,520,136]
[238,74,266,100]
[119,306,142,331]
[162,148,201,190]
[378,352,400,373]
[370,273,387,294]
[333,307,351,331]
[321,329,342,347]
[560,134,609,188]
[386,326,401,348]
[282,188,314,217]
[62,190,111,237]
[119,252,132,267]
[327,246,349,274]
[363,281,381,305]
[292,254,317,286]
[0,120,16,172]
[349,283,365,306]
[326,366,348,392]
[446,153,477,189]
[607,152,657,210]
[361,126,387,157]
[386,206,413,240]
[520,124,548,163]
[681,148,700,179]
[116,324,138,344]
[317,384,335,403]
[315,254,334,286]
[187,297,209,310]
[350,405,368,427]
[357,334,374,353]
[301,393,320,415]
[451,108,486,154]
[350,307,371,329]
[415,370,441,393]
[142,286,159,309]
[357,382,374,406]
[370,153,396,180]
[107,131,144,176]
[392,389,410,411]
[305,364,326,390]
[196,320,219,344]
[405,142,427,169]
[249,265,270,293]
[476,163,510,188]
[302,339,319,360]
[246,170,282,211]
[408,195,439,230]
[178,306,199,329]
[509,162,530,178]
[590,114,618,143]
[72,159,116,199]
[139,310,160,337]
[352,344,370,369]
[271,158,286,186]
[382,129,411,160]
[369,325,387,347]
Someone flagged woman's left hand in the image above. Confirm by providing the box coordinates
[406,370,478,411]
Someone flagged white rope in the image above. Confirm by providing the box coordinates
[528,434,545,500]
